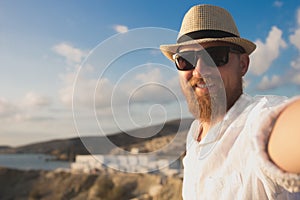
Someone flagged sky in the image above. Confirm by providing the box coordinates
[1,0,300,147]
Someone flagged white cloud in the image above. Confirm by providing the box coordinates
[113,25,128,33]
[273,1,283,8]
[129,83,174,104]
[289,8,300,70]
[0,98,18,118]
[60,66,181,109]
[59,71,76,107]
[22,92,51,108]
[290,29,300,50]
[128,67,182,104]
[250,26,287,76]
[291,71,300,85]
[0,92,52,123]
[257,75,282,90]
[52,42,87,64]
[135,68,162,83]
[59,68,127,109]
[291,57,300,70]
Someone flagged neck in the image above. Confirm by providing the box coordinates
[197,119,221,142]
[197,93,243,142]
[197,91,243,142]
[199,122,210,141]
[197,101,230,141]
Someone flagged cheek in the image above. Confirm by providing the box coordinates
[219,68,240,88]
[179,71,192,81]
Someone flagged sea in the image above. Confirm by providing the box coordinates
[0,153,71,171]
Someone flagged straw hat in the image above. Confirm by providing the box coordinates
[160,4,256,61]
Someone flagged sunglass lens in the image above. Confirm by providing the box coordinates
[174,47,231,71]
[175,52,195,70]
[206,46,229,67]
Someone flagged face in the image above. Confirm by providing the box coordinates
[177,42,249,122]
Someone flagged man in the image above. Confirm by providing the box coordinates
[160,4,300,199]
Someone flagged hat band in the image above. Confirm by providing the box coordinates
[177,30,239,43]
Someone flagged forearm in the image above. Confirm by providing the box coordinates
[268,99,300,174]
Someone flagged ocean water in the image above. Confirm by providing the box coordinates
[0,154,70,171]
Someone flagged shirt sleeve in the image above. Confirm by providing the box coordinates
[251,96,300,193]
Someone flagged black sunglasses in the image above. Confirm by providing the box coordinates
[173,46,244,71]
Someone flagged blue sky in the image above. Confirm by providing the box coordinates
[1,0,300,146]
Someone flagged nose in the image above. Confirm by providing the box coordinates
[192,66,201,78]
[193,57,210,77]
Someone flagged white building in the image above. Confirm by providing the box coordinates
[71,154,181,176]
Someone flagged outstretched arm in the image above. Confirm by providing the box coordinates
[268,99,300,174]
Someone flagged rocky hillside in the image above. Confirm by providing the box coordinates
[0,167,183,200]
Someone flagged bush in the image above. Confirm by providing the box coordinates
[29,188,42,200]
[93,176,114,198]
[90,175,136,200]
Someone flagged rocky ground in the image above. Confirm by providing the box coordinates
[0,167,183,200]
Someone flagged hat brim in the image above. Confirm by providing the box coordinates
[160,37,256,62]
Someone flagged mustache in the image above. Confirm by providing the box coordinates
[189,76,209,87]
[188,75,222,87]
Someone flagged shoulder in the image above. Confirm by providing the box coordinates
[242,95,289,121]
[231,94,288,114]
[253,95,288,106]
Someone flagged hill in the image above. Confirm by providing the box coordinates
[0,118,193,161]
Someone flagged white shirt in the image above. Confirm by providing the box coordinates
[182,94,300,200]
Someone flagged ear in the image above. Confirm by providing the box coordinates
[240,54,249,76]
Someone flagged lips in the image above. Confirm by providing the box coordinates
[196,82,214,89]
[190,77,211,89]
[188,76,217,95]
